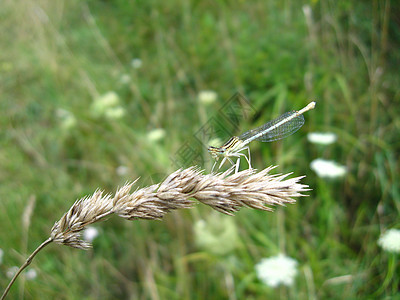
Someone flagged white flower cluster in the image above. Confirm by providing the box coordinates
[0,249,35,282]
[56,108,77,130]
[116,165,129,176]
[308,132,346,178]
[255,253,298,287]
[198,90,217,105]
[6,266,37,280]
[307,132,337,145]
[25,269,37,280]
[91,91,125,119]
[378,229,400,253]
[131,58,142,69]
[83,226,100,243]
[147,128,166,142]
[310,158,347,178]
[6,266,19,278]
[194,213,239,255]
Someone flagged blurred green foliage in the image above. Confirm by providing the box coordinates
[0,0,399,299]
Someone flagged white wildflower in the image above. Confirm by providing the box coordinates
[256,253,298,288]
[198,90,217,105]
[116,165,129,176]
[120,74,131,84]
[307,132,337,145]
[194,213,239,255]
[92,91,125,119]
[104,106,125,119]
[378,229,400,253]
[25,268,37,280]
[147,128,166,142]
[7,266,19,279]
[131,58,142,69]
[83,226,100,243]
[310,158,347,178]
[56,109,77,130]
[95,91,119,108]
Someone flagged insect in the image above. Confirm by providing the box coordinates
[208,101,316,173]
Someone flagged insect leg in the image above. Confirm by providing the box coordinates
[218,156,228,170]
[244,146,251,169]
[235,157,240,173]
[211,160,218,172]
[226,153,242,173]
[225,156,241,173]
[226,156,236,166]
[231,149,251,170]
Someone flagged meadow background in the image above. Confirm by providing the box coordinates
[0,0,399,299]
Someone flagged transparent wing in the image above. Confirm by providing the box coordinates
[239,111,305,143]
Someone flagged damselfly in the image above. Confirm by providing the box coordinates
[208,101,316,173]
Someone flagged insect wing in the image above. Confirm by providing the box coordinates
[239,111,305,142]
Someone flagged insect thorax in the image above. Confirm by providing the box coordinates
[208,136,243,159]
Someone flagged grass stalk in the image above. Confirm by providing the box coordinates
[1,166,308,299]
[1,238,53,300]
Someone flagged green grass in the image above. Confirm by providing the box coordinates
[1,0,399,299]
